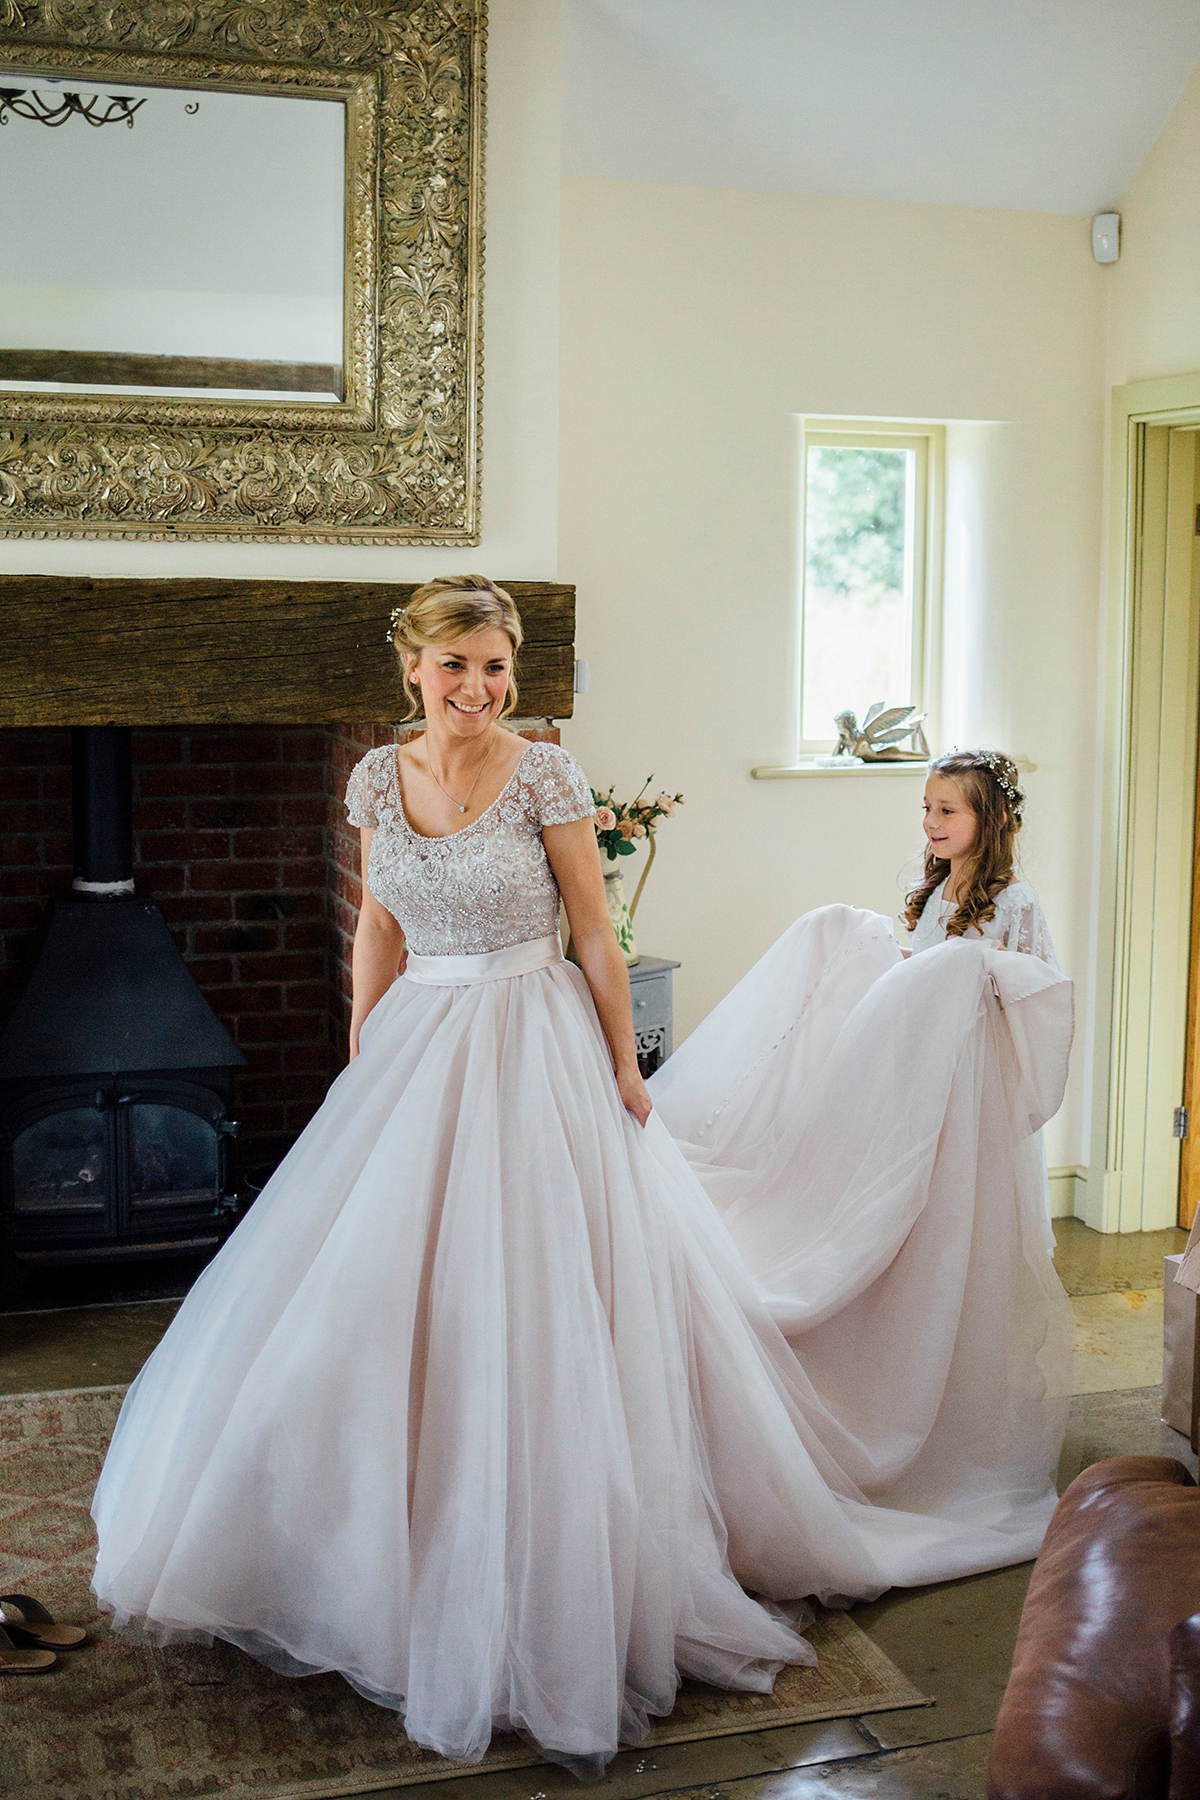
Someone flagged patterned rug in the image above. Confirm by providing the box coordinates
[0,1386,930,1800]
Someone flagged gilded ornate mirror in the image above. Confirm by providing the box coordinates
[0,0,484,543]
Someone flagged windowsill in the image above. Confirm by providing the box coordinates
[751,759,929,780]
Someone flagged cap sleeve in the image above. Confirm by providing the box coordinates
[345,748,381,829]
[527,743,595,828]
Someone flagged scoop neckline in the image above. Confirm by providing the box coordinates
[389,739,538,842]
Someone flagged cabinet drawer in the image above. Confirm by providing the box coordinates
[629,973,670,1031]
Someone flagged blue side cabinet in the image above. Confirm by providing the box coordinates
[628,955,680,1077]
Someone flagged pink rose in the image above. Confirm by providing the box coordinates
[619,819,635,839]
[594,806,617,831]
[655,794,675,814]
[632,821,646,837]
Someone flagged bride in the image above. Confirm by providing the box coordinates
[91,577,1073,1774]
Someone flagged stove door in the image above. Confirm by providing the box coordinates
[127,1101,220,1210]
[10,1104,112,1219]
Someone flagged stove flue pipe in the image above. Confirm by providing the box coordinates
[71,726,134,898]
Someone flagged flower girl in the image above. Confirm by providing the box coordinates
[905,749,1058,964]
[651,745,1073,1591]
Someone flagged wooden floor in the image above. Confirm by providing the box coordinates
[0,1219,1189,1800]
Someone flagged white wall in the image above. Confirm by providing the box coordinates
[558,178,1107,1170]
[0,0,561,580]
[1109,59,1200,386]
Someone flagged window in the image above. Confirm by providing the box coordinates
[798,423,942,753]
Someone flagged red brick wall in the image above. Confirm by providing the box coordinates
[0,728,71,1018]
[328,723,398,1055]
[1,719,561,1191]
[133,725,335,1186]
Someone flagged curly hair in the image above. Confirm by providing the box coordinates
[903,750,1025,938]
[388,576,524,722]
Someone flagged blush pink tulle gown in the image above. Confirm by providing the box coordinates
[91,742,1073,1773]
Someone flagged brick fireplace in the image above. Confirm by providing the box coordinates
[3,723,356,1187]
[0,578,575,1250]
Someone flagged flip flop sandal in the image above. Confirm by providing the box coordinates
[0,1623,56,1674]
[0,1595,87,1652]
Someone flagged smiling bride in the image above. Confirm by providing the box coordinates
[91,576,1073,1777]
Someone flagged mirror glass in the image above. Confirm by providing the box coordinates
[0,75,345,402]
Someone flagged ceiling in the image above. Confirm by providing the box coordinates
[561,0,1200,214]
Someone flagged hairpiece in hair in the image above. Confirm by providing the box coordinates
[386,603,406,646]
[947,747,1024,817]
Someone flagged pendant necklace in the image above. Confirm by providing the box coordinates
[428,731,498,814]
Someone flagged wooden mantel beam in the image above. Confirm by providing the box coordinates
[0,577,575,726]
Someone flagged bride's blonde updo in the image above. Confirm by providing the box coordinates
[389,576,524,721]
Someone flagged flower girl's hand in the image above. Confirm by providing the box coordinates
[617,1065,653,1127]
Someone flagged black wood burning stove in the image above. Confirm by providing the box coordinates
[0,728,245,1306]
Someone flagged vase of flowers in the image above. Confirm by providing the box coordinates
[588,779,684,967]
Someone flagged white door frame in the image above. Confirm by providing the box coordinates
[1088,374,1200,1232]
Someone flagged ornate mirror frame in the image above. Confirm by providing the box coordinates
[0,0,484,543]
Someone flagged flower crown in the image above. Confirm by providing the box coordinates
[947,748,1024,817]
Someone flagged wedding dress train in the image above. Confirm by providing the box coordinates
[91,744,1073,1770]
[651,903,1072,1554]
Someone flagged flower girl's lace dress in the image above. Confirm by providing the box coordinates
[907,876,1060,967]
[92,743,1074,1774]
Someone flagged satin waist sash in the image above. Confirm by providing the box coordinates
[403,934,564,987]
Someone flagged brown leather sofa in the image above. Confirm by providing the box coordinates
[988,1457,1200,1800]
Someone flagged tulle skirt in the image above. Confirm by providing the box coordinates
[91,908,1073,1770]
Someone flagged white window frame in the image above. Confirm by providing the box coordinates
[795,418,945,758]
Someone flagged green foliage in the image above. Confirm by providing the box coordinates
[805,445,910,599]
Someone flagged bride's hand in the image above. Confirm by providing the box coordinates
[617,1064,653,1127]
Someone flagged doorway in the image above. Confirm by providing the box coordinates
[1091,387,1200,1234]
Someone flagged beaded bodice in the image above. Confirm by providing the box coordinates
[344,740,595,955]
